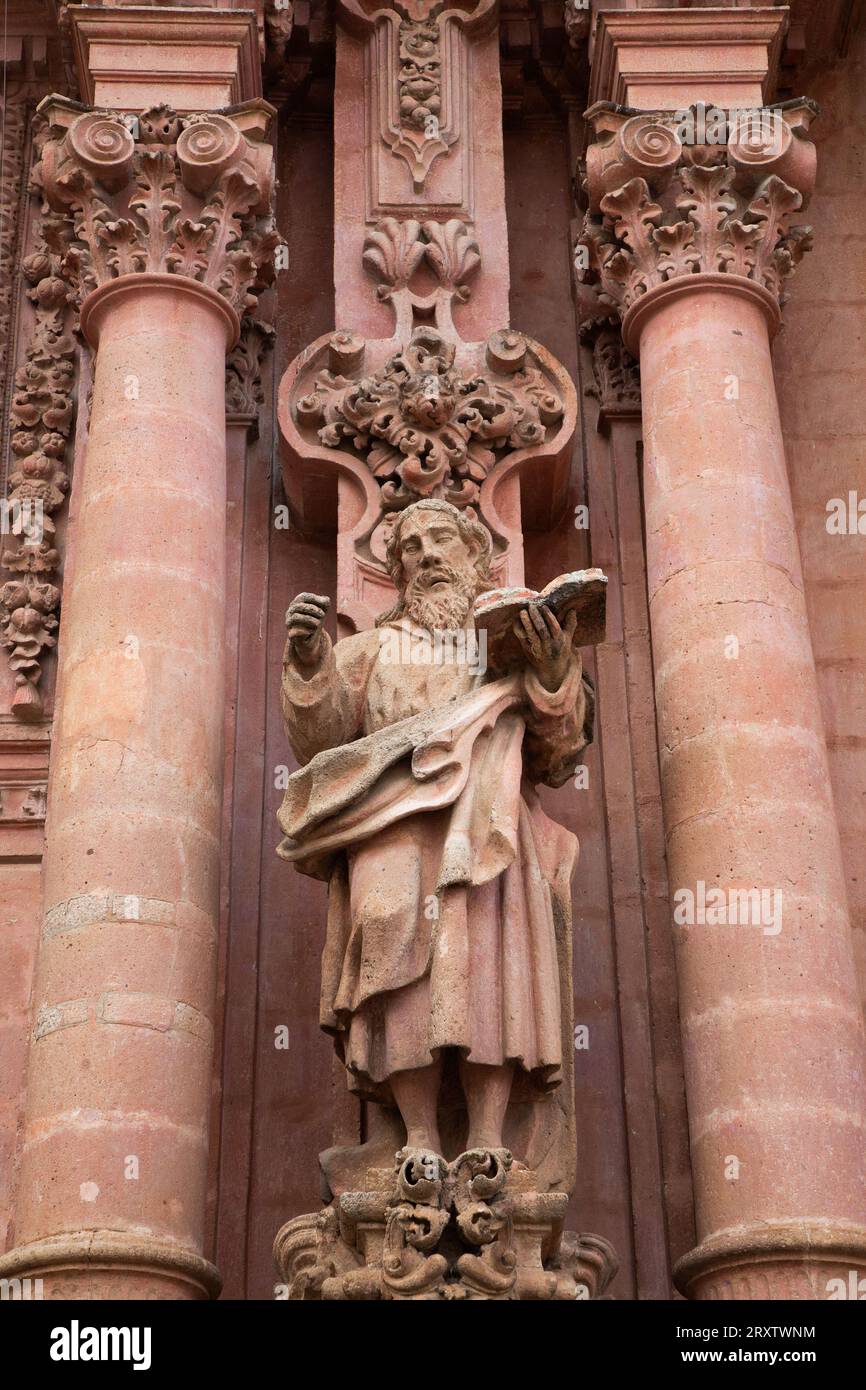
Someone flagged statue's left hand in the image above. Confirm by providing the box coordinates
[513,604,580,693]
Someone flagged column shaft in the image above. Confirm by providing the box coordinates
[631,277,866,1298]
[7,276,234,1298]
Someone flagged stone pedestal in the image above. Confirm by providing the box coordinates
[275,1150,617,1301]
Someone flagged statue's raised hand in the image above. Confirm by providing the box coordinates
[286,592,330,667]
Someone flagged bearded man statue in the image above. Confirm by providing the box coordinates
[278,499,594,1192]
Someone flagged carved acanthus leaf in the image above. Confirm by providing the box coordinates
[226,318,276,420]
[598,179,663,301]
[577,107,815,320]
[675,162,738,273]
[37,101,276,318]
[129,149,180,272]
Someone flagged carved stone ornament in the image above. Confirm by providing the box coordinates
[280,216,575,550]
[297,323,564,512]
[581,323,641,424]
[33,96,278,319]
[275,1147,618,1300]
[338,0,497,217]
[225,317,276,425]
[564,0,591,50]
[576,101,818,334]
[0,158,76,721]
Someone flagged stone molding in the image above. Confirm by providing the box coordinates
[65,5,263,112]
[674,1220,866,1301]
[0,1230,222,1300]
[588,7,789,111]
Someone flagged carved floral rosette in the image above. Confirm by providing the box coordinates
[576,101,818,335]
[274,1148,619,1301]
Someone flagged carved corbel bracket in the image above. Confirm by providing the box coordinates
[278,217,577,629]
[274,1147,619,1300]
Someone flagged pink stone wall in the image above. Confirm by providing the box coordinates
[774,24,866,1005]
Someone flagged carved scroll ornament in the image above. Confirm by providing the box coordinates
[275,1146,619,1300]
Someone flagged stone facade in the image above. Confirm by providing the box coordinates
[0,0,864,1302]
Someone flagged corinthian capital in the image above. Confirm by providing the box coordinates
[33,96,277,319]
[577,100,818,327]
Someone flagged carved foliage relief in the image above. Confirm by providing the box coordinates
[35,100,277,317]
[577,104,818,325]
[290,218,567,513]
[0,205,76,722]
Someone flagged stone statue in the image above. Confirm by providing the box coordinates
[275,499,615,1299]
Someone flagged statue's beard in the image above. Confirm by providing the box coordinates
[401,564,479,632]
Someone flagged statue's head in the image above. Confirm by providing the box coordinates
[377,499,494,630]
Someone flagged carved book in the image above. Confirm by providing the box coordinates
[473,569,607,671]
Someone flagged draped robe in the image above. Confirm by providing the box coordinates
[278,617,593,1107]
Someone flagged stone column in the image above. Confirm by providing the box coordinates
[580,101,866,1298]
[0,98,275,1299]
